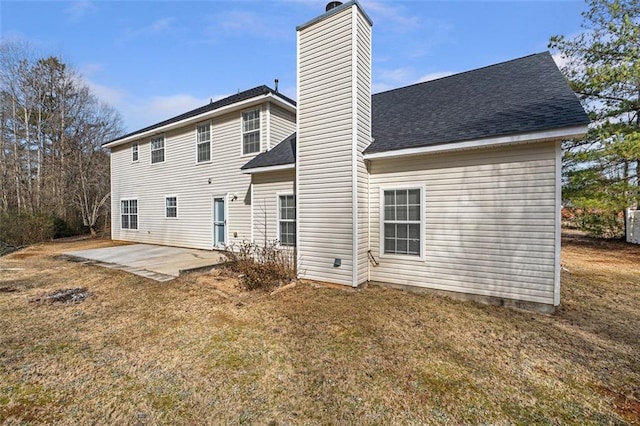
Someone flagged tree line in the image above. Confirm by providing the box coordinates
[0,41,124,246]
[550,0,639,237]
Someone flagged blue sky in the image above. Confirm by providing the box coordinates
[2,0,586,132]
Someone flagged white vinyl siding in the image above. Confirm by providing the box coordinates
[151,136,165,164]
[355,8,372,284]
[369,141,559,306]
[251,170,295,246]
[110,102,295,250]
[165,196,177,218]
[297,4,371,286]
[121,199,138,230]
[278,194,296,246]
[196,123,211,163]
[270,104,296,147]
[242,109,260,155]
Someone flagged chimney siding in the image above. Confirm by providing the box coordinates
[296,2,372,286]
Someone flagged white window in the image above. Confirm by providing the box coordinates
[278,194,296,247]
[121,199,138,230]
[242,109,260,155]
[383,189,421,256]
[196,123,211,163]
[132,143,139,162]
[151,135,165,163]
[165,196,177,218]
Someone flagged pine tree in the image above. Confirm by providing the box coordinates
[550,0,640,237]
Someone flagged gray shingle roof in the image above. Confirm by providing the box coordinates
[241,133,296,170]
[105,85,295,145]
[243,52,587,170]
[365,51,589,154]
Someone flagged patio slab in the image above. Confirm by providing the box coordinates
[64,244,224,282]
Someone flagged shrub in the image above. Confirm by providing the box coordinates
[0,211,55,247]
[51,216,75,238]
[222,240,296,291]
[574,209,624,239]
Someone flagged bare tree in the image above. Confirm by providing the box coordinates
[0,40,124,242]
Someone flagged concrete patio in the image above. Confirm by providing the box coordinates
[64,244,224,282]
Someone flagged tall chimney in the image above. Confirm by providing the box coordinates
[296,1,372,287]
[326,1,342,11]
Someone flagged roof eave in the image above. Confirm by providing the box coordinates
[363,125,589,160]
[104,92,296,149]
[241,163,295,174]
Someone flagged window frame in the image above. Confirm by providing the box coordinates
[195,121,211,164]
[379,186,424,260]
[241,108,261,156]
[277,193,296,247]
[150,135,165,164]
[131,142,139,162]
[120,198,139,231]
[165,195,178,219]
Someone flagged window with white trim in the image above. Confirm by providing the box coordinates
[383,189,421,256]
[196,123,211,163]
[165,196,177,218]
[151,135,165,163]
[121,199,138,230]
[132,143,139,162]
[278,194,296,247]
[242,109,260,155]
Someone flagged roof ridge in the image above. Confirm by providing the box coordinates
[372,51,550,97]
[105,84,295,145]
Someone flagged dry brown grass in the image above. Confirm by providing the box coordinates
[0,236,638,425]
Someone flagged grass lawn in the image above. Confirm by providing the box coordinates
[0,236,638,425]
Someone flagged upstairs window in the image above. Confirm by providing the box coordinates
[121,199,138,230]
[151,135,165,164]
[165,196,177,218]
[278,194,296,247]
[242,109,260,155]
[383,189,421,256]
[132,143,139,162]
[197,123,211,163]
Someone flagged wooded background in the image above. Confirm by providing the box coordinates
[0,41,124,246]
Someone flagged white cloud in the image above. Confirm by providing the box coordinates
[416,71,454,83]
[362,0,419,30]
[86,79,127,106]
[64,0,96,21]
[80,72,230,132]
[373,67,457,93]
[139,94,215,120]
[122,18,175,41]
[372,82,396,94]
[205,10,289,40]
[379,67,414,83]
[124,93,229,132]
[373,66,415,93]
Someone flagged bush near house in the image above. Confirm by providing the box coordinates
[222,240,296,290]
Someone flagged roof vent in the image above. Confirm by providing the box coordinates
[325,1,342,11]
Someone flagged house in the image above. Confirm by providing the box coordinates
[104,1,589,312]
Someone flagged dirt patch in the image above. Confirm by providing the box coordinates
[597,385,640,423]
[0,286,17,293]
[29,287,91,304]
[8,252,42,259]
